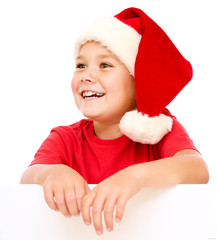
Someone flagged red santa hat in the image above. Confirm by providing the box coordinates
[74,7,193,144]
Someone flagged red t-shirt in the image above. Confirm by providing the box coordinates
[30,111,197,184]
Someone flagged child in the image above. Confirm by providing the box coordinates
[20,7,209,236]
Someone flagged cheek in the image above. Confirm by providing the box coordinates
[71,75,81,106]
[121,74,136,97]
[126,75,136,96]
[71,79,76,93]
[71,73,79,93]
[121,76,136,108]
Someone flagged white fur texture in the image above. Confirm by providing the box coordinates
[119,110,173,144]
[74,17,141,76]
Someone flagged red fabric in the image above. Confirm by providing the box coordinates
[30,111,197,184]
[115,8,193,116]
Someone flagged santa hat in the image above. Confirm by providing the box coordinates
[74,7,193,144]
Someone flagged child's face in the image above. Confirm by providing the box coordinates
[71,41,136,123]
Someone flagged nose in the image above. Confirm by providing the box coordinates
[80,69,96,84]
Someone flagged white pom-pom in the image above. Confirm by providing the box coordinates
[119,110,173,144]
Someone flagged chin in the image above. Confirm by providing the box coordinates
[82,112,100,120]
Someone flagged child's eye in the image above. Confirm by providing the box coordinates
[76,63,87,69]
[100,63,112,69]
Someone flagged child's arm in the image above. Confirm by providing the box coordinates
[20,164,90,217]
[81,149,209,235]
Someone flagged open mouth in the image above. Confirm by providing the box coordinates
[81,91,105,99]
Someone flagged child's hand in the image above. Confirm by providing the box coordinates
[81,164,144,235]
[42,164,90,218]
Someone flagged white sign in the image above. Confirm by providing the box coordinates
[0,184,216,240]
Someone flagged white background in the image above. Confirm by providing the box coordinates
[0,0,216,184]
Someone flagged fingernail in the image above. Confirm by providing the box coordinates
[107,227,113,232]
[96,230,102,235]
[116,217,121,223]
[85,221,91,226]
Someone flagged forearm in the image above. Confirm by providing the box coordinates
[20,164,60,185]
[136,150,209,188]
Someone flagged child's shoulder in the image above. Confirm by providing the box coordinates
[51,119,93,136]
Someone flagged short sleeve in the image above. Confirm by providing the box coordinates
[29,130,69,167]
[157,116,198,159]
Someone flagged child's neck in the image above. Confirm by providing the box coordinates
[93,121,123,140]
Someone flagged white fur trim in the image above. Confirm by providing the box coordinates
[74,17,141,76]
[119,110,173,144]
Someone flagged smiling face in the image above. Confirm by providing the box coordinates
[71,41,136,124]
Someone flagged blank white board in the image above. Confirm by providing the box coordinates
[0,184,216,240]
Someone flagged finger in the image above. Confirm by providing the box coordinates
[75,183,89,212]
[54,188,71,217]
[43,186,58,211]
[85,183,91,194]
[115,198,127,223]
[65,186,80,216]
[92,194,105,236]
[81,191,96,226]
[103,196,117,232]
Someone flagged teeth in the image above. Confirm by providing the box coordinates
[82,91,104,98]
[83,91,94,97]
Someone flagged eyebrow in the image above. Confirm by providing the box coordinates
[76,54,115,60]
[76,55,85,60]
[97,54,115,59]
